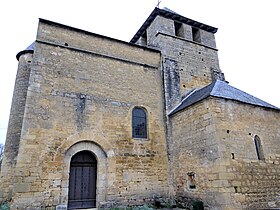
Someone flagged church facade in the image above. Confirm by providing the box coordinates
[0,7,280,210]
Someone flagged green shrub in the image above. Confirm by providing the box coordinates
[132,204,154,210]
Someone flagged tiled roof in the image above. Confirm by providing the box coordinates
[169,80,280,115]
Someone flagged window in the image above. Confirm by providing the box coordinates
[254,135,265,160]
[187,172,196,190]
[192,27,201,43]
[132,107,147,139]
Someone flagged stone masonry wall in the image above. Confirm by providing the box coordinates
[37,19,159,68]
[214,98,280,209]
[170,97,280,209]
[143,15,224,208]
[3,20,169,209]
[3,11,279,210]
[169,98,225,209]
[155,34,220,94]
[144,15,225,208]
[0,52,33,201]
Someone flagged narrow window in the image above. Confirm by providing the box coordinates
[132,107,147,139]
[187,172,196,189]
[174,22,184,38]
[192,27,201,43]
[254,135,265,160]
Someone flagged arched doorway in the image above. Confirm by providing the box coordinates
[68,150,97,209]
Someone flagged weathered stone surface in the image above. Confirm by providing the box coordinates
[0,7,279,210]
[1,18,169,209]
[14,183,31,193]
[170,98,280,209]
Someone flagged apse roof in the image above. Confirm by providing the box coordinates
[130,7,218,43]
[16,42,35,60]
[169,80,280,115]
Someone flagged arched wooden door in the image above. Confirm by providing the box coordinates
[68,151,97,209]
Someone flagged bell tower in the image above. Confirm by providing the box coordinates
[131,8,225,111]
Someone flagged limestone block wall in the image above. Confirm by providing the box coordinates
[214,99,280,209]
[169,99,224,209]
[170,97,280,209]
[200,30,216,49]
[153,34,220,94]
[0,52,33,201]
[146,16,175,45]
[4,20,169,209]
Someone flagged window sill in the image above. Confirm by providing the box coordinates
[132,137,149,141]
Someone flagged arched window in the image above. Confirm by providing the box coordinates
[132,107,147,139]
[254,135,265,160]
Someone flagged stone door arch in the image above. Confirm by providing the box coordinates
[61,141,108,208]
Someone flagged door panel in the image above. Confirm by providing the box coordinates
[68,151,97,209]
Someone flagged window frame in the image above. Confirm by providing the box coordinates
[254,135,265,161]
[132,107,148,139]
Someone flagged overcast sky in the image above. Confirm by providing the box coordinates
[0,0,279,145]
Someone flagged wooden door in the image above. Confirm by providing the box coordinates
[68,151,97,209]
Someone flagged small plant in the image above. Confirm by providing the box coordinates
[162,202,173,209]
[132,204,154,210]
[108,204,154,210]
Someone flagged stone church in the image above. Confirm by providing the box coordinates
[0,7,280,210]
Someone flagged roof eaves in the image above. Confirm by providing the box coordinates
[169,82,216,116]
[130,7,218,43]
[130,8,159,43]
[168,89,197,115]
